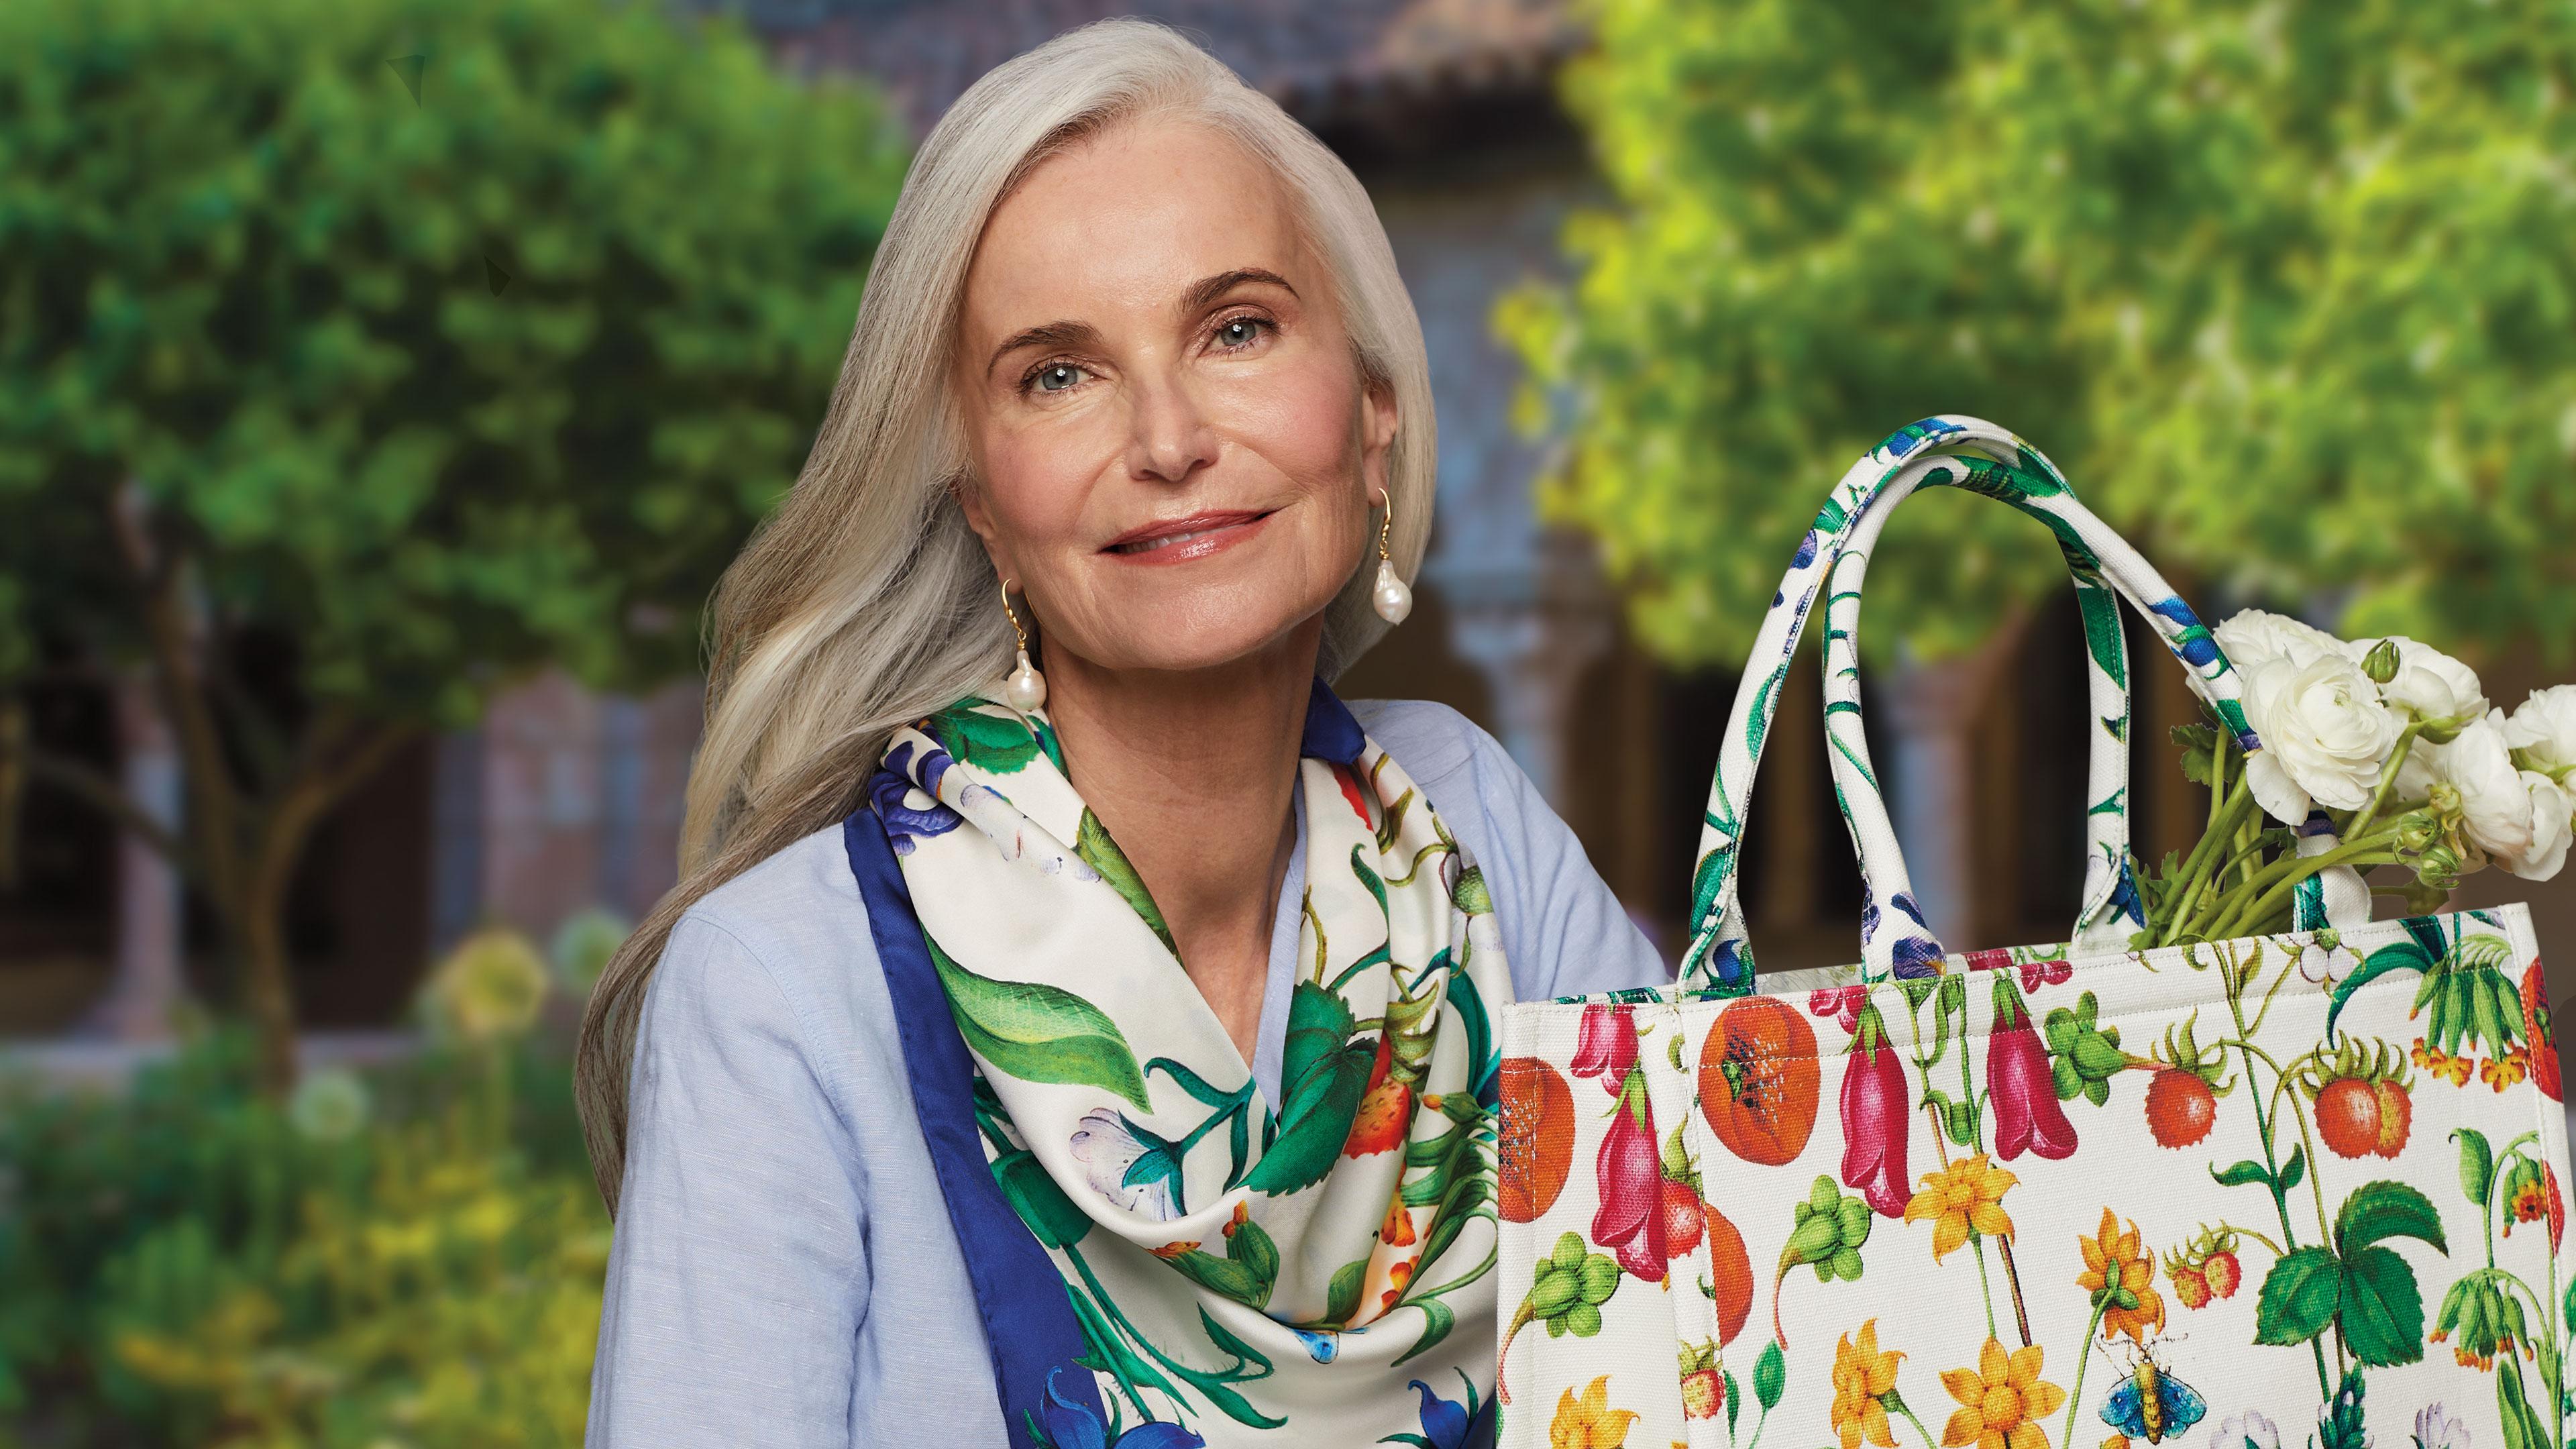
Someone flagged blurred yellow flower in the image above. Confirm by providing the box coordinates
[1830,1318,1904,1449]
[422,928,549,1042]
[1905,1154,2017,1260]
[2077,1208,2165,1346]
[1939,1336,2063,1449]
[1550,1373,1638,1449]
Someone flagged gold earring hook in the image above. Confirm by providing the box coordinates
[1000,576,1029,651]
[1375,488,1393,561]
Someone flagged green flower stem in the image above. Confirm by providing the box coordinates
[1971,1233,1999,1341]
[1892,1396,1940,1449]
[1995,1236,2032,1348]
[2218,994,2334,1401]
[2205,834,2406,942]
[2345,721,2424,843]
[2159,774,2259,946]
[2059,1300,2107,1449]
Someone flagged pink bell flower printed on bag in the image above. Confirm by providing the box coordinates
[1838,1000,1912,1218]
[1591,1063,1668,1282]
[1986,976,2076,1163]
[1570,1003,1638,1095]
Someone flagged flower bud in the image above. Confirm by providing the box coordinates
[2429,782,2463,817]
[2362,637,2402,685]
[2417,843,2463,892]
[2394,811,2441,852]
[2419,713,2471,745]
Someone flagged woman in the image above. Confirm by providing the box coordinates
[578,17,1666,1448]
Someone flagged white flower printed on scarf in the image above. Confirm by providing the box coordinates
[2208,1409,2279,1449]
[2502,683,2576,784]
[2412,1401,2471,1449]
[1067,1107,1182,1222]
[2239,648,2400,822]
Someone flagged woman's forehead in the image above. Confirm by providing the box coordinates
[961,117,1313,334]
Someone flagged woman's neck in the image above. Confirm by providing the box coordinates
[1038,629,1319,1067]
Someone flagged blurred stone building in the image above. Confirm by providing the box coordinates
[11,0,2572,1049]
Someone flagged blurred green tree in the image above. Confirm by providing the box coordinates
[0,0,906,1094]
[1500,0,2576,668]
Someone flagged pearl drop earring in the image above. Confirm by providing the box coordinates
[1000,576,1047,712]
[1371,487,1413,624]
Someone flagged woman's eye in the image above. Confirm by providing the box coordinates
[1214,316,1270,350]
[1030,362,1087,393]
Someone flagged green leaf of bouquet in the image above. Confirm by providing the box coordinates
[1075,809,1178,957]
[928,935,1151,1110]
[2252,1246,2342,1346]
[927,703,1043,773]
[2337,1180,2447,1256]
[2337,1243,2425,1366]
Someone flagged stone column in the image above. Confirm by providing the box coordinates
[83,672,187,1040]
[1436,533,1613,808]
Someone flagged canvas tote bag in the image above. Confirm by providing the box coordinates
[1496,417,2573,1449]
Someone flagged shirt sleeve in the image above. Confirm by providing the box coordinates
[585,912,866,1449]
[1444,712,1674,1000]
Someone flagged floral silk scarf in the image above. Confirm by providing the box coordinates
[849,676,1509,1448]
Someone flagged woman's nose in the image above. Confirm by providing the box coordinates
[1121,368,1220,486]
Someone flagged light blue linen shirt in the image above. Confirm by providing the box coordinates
[583,698,1672,1448]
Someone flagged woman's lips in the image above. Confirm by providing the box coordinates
[1102,508,1275,564]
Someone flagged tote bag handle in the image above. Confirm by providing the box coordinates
[1674,415,2368,991]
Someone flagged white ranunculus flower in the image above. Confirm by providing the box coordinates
[2239,650,2402,822]
[2502,683,2576,781]
[2407,716,2536,865]
[2504,769,2573,881]
[2353,633,2487,722]
[2212,608,2350,676]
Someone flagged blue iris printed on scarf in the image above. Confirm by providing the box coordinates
[1035,1364,1205,1449]
[871,742,965,855]
[1380,1372,1495,1449]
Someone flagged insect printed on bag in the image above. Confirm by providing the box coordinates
[2094,1334,2208,1444]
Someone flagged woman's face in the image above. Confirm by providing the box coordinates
[950,115,1397,677]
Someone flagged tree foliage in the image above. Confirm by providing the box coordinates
[1501,0,2576,667]
[0,0,907,1087]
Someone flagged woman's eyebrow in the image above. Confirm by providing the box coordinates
[983,268,1298,381]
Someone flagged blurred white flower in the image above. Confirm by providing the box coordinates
[2412,1401,2470,1449]
[2240,649,2401,822]
[2214,609,2349,675]
[2502,684,2576,782]
[2354,634,2487,722]
[289,1066,372,1142]
[549,906,631,1000]
[2210,1409,2279,1449]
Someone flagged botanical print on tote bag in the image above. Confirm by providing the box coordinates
[1496,417,2575,1449]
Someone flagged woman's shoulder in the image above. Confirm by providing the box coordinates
[1343,695,1499,791]
[649,818,897,1089]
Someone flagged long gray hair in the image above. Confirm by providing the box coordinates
[573,16,1437,1215]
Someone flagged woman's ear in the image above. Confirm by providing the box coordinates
[949,474,1018,582]
[1359,377,1400,490]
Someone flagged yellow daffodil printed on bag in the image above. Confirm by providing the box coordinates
[1495,418,2576,1449]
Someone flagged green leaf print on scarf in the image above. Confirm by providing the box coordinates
[1165,1215,1283,1308]
[1242,983,1371,1197]
[929,702,1050,773]
[1076,808,1180,959]
[926,932,1153,1111]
